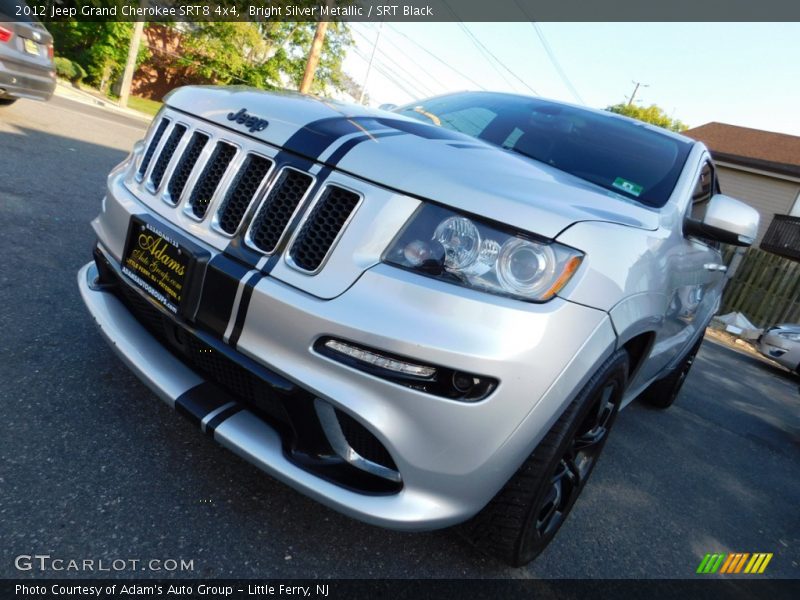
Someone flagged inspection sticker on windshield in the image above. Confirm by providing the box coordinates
[612,177,643,197]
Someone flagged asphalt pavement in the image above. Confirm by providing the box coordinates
[1,96,798,579]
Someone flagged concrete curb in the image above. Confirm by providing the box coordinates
[54,81,153,123]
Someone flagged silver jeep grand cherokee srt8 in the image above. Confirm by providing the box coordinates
[78,89,758,565]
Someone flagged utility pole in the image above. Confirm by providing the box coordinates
[300,21,329,94]
[118,0,147,109]
[359,22,383,104]
[626,80,649,106]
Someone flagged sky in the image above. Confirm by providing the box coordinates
[342,22,800,136]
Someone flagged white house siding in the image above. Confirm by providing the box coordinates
[716,165,800,243]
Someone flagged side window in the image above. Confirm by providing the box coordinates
[690,161,715,220]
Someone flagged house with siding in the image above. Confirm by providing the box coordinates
[683,123,800,254]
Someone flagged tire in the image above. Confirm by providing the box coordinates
[0,98,17,106]
[640,336,703,409]
[462,349,629,567]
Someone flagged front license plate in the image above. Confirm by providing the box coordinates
[23,38,40,55]
[122,217,195,315]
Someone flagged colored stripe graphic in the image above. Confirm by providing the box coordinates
[697,553,725,573]
[698,552,773,574]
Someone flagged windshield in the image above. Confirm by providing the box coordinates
[395,92,693,207]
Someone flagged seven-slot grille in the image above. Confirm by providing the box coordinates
[137,115,362,273]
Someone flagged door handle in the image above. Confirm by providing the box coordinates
[704,263,727,272]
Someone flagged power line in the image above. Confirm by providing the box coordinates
[458,22,540,96]
[382,24,488,91]
[350,45,423,101]
[513,0,584,104]
[354,24,448,97]
[455,23,519,92]
[437,0,538,95]
[350,25,439,98]
[358,22,382,104]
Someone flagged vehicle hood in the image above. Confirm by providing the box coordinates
[165,86,660,239]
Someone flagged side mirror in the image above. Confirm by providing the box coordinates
[685,194,759,247]
[378,103,398,112]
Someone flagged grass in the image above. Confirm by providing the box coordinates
[125,95,162,116]
[56,78,162,117]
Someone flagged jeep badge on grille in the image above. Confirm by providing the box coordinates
[227,108,269,133]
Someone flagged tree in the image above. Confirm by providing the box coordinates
[177,21,352,95]
[48,22,150,93]
[606,103,688,132]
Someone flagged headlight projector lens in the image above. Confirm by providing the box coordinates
[497,238,556,296]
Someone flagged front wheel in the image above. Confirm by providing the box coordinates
[0,98,17,106]
[462,349,629,566]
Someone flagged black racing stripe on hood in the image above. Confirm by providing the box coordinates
[371,117,467,141]
[279,117,388,160]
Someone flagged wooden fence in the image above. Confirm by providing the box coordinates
[721,246,800,328]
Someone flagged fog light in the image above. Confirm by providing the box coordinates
[323,339,436,378]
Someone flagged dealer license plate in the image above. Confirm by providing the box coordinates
[122,217,195,315]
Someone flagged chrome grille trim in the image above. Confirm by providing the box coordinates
[147,122,188,195]
[142,120,179,193]
[149,122,192,201]
[211,152,276,238]
[136,117,170,182]
[285,184,364,275]
[166,130,211,207]
[243,166,316,256]
[183,141,240,222]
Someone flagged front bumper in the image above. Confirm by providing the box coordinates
[758,331,800,371]
[79,172,618,530]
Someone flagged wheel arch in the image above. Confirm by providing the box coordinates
[621,331,656,383]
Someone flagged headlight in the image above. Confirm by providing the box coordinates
[778,331,800,342]
[382,204,583,302]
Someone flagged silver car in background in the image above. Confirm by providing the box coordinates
[0,0,55,105]
[758,324,800,373]
[78,89,759,566]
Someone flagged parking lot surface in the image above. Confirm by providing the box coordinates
[1,97,798,579]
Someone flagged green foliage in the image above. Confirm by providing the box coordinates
[606,103,688,132]
[48,16,354,98]
[178,21,353,95]
[53,56,87,85]
[48,22,149,89]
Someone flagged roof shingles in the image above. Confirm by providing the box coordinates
[684,122,800,178]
